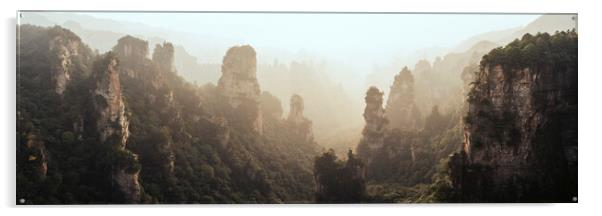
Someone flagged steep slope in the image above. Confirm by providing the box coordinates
[449,31,578,202]
[17,25,320,204]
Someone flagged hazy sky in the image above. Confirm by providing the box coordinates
[18,12,547,128]
[21,12,543,99]
[82,12,539,65]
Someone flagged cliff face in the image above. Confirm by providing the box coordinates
[217,45,263,134]
[152,42,175,73]
[450,32,577,202]
[114,36,178,178]
[209,116,231,147]
[90,53,141,203]
[287,94,314,142]
[44,26,92,96]
[49,35,78,95]
[114,35,148,62]
[91,53,130,148]
[385,66,421,131]
[113,35,148,76]
[357,87,388,161]
[18,25,322,204]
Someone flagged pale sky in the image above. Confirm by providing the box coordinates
[21,12,542,96]
[82,12,539,65]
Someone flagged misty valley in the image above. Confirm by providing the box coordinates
[16,13,577,204]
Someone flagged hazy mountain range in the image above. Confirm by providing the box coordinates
[19,12,576,147]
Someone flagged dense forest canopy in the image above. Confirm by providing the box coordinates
[16,13,577,204]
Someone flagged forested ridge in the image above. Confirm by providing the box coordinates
[17,25,319,204]
[17,23,577,204]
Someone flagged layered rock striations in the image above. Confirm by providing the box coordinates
[450,31,578,202]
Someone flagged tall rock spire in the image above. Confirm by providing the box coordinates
[385,66,421,131]
[152,42,175,73]
[46,26,88,96]
[287,94,314,142]
[217,45,263,134]
[357,87,388,161]
[90,52,141,203]
[91,53,129,147]
[113,35,148,75]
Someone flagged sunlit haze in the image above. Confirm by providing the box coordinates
[82,12,538,65]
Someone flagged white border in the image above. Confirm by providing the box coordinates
[2,0,600,215]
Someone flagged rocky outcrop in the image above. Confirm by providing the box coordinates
[217,45,263,134]
[357,87,388,161]
[152,42,175,73]
[450,32,577,202]
[385,66,421,131]
[90,53,141,203]
[287,94,305,124]
[91,53,130,148]
[113,35,148,75]
[114,35,148,62]
[260,91,283,120]
[46,26,89,96]
[287,94,314,142]
[24,132,48,179]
